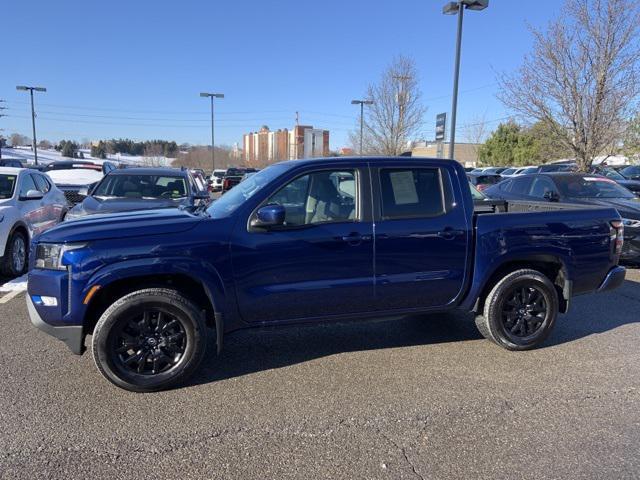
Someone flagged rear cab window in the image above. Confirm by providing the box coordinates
[378,168,449,220]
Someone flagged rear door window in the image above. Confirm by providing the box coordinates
[379,168,446,220]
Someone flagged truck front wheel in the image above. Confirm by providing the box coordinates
[92,288,207,392]
[475,269,559,351]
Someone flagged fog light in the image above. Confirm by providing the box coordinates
[33,295,58,307]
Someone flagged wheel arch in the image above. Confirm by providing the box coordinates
[471,255,570,315]
[82,264,226,354]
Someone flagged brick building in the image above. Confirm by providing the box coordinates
[243,125,330,166]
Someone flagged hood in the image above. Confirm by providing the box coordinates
[47,169,104,187]
[36,208,204,243]
[565,196,640,219]
[69,196,190,217]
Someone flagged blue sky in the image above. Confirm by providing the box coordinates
[2,0,564,149]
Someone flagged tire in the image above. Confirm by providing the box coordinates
[474,269,559,351]
[92,288,207,392]
[1,230,28,277]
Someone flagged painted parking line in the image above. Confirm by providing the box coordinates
[0,289,24,304]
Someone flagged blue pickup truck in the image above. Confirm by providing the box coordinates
[27,157,626,392]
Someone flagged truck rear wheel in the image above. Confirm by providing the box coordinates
[475,269,559,351]
[92,288,207,392]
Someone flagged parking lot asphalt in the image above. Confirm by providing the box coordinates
[1,270,639,479]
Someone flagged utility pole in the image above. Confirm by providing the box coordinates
[351,99,374,156]
[200,92,224,172]
[16,86,47,165]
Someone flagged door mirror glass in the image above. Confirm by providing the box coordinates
[21,189,44,201]
[193,190,211,201]
[251,204,286,229]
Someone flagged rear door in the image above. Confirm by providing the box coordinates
[372,162,470,310]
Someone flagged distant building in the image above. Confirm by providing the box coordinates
[243,125,330,166]
[411,142,482,167]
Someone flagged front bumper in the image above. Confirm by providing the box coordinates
[27,295,85,354]
[597,266,626,293]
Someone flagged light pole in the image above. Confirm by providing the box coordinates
[200,92,224,172]
[351,99,373,155]
[16,85,47,165]
[443,0,488,160]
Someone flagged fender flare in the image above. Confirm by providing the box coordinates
[82,258,228,353]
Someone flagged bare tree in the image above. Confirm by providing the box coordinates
[173,146,237,171]
[141,143,166,167]
[350,56,427,155]
[498,0,640,172]
[9,133,29,147]
[461,114,490,161]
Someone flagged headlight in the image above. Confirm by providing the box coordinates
[622,218,640,228]
[35,243,86,270]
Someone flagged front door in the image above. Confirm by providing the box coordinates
[373,163,470,310]
[231,166,375,323]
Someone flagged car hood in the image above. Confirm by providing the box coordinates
[70,196,189,217]
[565,196,640,218]
[36,208,204,243]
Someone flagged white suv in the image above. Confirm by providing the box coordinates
[0,168,67,276]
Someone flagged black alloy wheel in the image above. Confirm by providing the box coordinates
[500,285,547,342]
[111,309,187,376]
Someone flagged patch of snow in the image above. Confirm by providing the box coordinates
[0,274,28,292]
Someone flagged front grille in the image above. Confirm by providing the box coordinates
[63,190,87,205]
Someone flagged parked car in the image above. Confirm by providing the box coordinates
[209,169,226,192]
[45,161,117,205]
[0,167,67,276]
[484,172,640,263]
[27,157,626,392]
[515,166,540,175]
[620,165,640,181]
[538,163,577,173]
[467,172,502,192]
[481,167,509,175]
[222,168,258,193]
[499,167,519,178]
[63,167,211,221]
[590,167,640,195]
[0,159,25,168]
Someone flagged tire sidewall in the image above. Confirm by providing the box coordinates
[485,271,558,351]
[4,230,28,276]
[92,290,206,392]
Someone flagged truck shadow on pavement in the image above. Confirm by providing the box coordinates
[188,277,640,386]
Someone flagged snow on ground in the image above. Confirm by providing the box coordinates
[2,147,174,167]
[0,274,28,293]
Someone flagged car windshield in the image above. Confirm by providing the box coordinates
[0,174,17,199]
[501,168,516,175]
[522,167,538,174]
[621,166,640,177]
[207,163,290,218]
[595,168,626,181]
[213,171,225,178]
[92,174,188,199]
[555,176,635,199]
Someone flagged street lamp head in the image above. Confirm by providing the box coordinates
[463,0,488,11]
[16,86,29,91]
[363,100,374,105]
[16,85,46,92]
[201,92,224,98]
[200,92,210,97]
[443,2,460,14]
[33,87,47,92]
[351,100,361,105]
[213,93,224,99]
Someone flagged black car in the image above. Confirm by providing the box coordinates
[466,173,502,192]
[620,165,640,181]
[484,172,640,263]
[0,159,25,168]
[590,167,640,195]
[64,167,209,220]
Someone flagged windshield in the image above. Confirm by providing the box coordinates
[555,176,635,199]
[621,166,640,177]
[501,168,516,175]
[207,163,290,218]
[93,174,188,199]
[0,174,17,199]
[595,168,625,181]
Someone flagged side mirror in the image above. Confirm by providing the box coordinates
[77,187,89,196]
[251,204,286,229]
[20,189,44,201]
[543,191,560,202]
